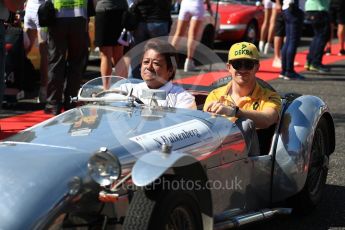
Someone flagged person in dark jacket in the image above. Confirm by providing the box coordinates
[128,0,172,78]
[132,0,172,45]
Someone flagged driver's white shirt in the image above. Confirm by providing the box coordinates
[120,81,197,109]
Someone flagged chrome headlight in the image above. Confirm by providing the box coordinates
[88,148,121,186]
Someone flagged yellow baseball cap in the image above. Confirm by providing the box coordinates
[228,42,260,61]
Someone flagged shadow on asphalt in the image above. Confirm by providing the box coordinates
[1,102,44,112]
[331,113,345,125]
[303,76,345,81]
[327,64,345,68]
[241,184,345,230]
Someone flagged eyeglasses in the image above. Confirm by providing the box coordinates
[229,59,258,70]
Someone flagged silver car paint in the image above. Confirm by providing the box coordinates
[0,93,334,228]
[272,95,332,202]
[0,142,91,229]
[0,103,247,228]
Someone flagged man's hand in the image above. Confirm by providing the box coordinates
[4,0,25,12]
[206,102,236,117]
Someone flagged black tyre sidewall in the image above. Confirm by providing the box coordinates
[290,117,330,214]
[123,189,202,230]
[243,21,258,45]
[150,190,203,230]
[200,24,215,49]
[306,118,329,204]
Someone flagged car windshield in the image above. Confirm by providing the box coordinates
[78,76,143,102]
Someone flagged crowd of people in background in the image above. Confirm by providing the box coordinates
[0,0,345,113]
[259,0,344,80]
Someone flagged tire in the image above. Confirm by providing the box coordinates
[290,117,330,214]
[123,188,203,230]
[200,24,215,49]
[194,25,215,66]
[243,21,258,45]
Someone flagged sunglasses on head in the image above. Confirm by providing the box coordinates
[229,59,258,70]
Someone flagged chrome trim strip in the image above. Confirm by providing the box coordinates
[219,24,246,31]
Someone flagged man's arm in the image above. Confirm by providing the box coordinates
[205,102,279,129]
[237,107,279,129]
[3,0,25,12]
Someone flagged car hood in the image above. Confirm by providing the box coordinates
[0,104,239,228]
[214,2,255,14]
[214,3,257,23]
[0,142,92,229]
[5,104,220,155]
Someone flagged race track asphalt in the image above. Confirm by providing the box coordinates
[247,58,345,230]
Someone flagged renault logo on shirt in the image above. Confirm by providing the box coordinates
[253,102,259,110]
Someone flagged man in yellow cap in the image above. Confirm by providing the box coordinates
[203,42,281,155]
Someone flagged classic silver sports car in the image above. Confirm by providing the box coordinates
[0,76,335,230]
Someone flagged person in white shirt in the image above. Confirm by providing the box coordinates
[117,38,196,109]
[24,0,48,103]
[121,80,196,109]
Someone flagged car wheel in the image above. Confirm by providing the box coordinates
[243,21,258,45]
[194,25,215,66]
[200,24,215,49]
[290,117,330,214]
[123,188,202,230]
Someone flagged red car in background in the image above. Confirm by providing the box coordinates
[212,0,264,44]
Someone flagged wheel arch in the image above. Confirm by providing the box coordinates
[272,95,334,202]
[200,23,215,49]
[320,111,335,155]
[131,152,213,229]
[170,161,213,230]
[243,19,259,44]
